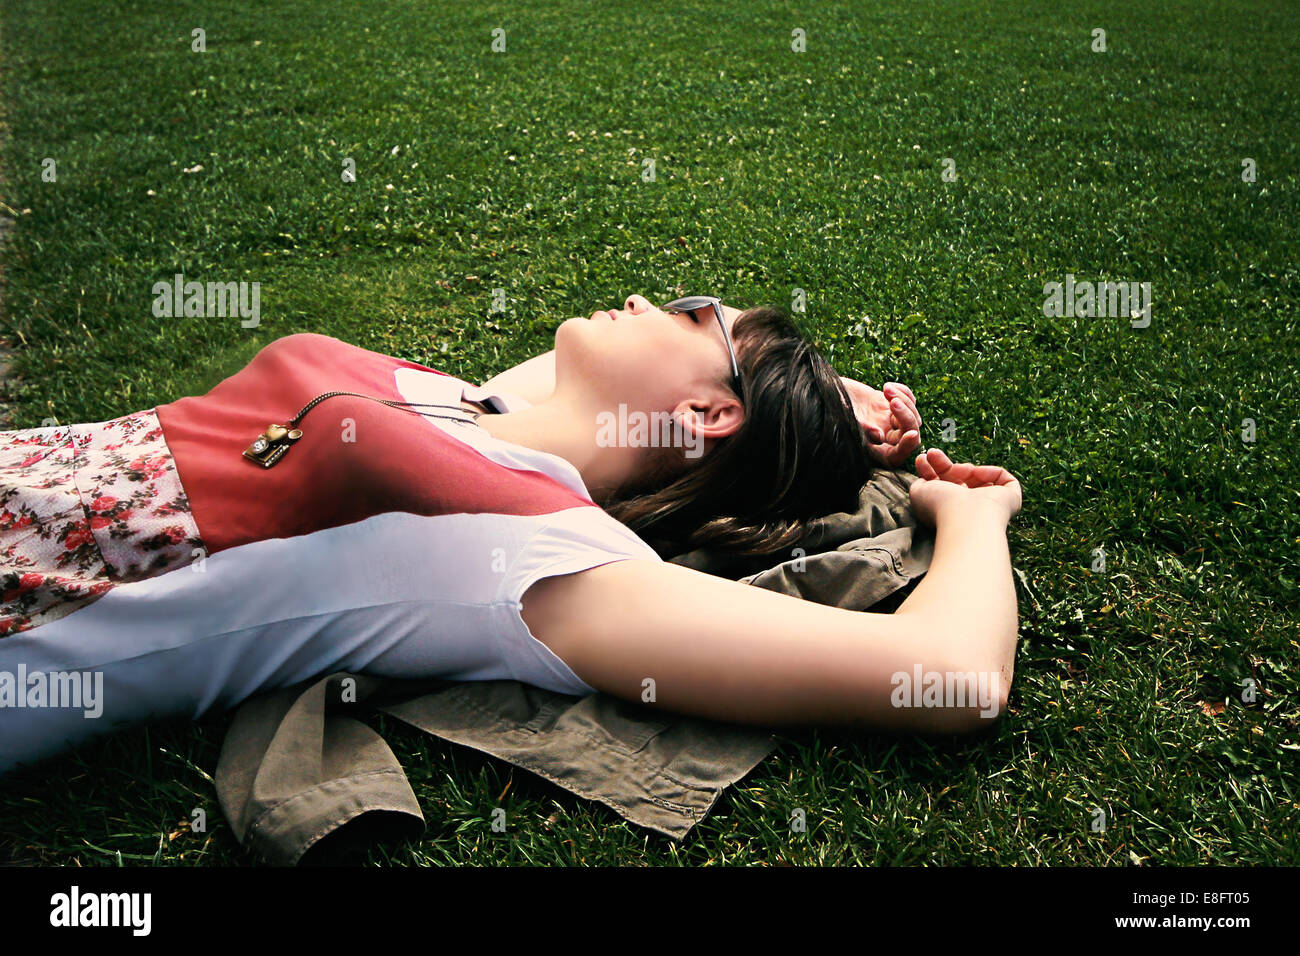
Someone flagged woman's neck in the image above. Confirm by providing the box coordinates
[474,395,636,504]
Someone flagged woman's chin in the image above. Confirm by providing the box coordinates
[553,319,602,379]
[554,316,581,348]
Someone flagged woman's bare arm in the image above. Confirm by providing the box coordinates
[520,461,1019,734]
[891,497,1019,708]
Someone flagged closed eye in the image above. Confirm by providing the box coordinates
[664,305,702,325]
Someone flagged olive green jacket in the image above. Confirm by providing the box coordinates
[215,469,936,864]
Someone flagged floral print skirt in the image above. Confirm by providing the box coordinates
[0,409,204,637]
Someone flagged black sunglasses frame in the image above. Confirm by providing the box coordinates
[661,296,744,398]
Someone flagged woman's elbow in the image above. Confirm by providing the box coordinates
[951,649,1014,734]
[947,613,1017,732]
[917,644,1014,736]
[953,684,1010,734]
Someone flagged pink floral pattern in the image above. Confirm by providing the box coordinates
[0,409,204,636]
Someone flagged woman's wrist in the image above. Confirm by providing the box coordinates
[934,494,1013,529]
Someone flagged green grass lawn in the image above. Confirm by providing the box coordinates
[0,0,1296,865]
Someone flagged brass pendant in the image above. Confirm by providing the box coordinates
[243,424,303,468]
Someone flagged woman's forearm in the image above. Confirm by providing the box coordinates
[480,350,557,405]
[893,500,1019,709]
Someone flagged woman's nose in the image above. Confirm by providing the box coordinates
[624,294,651,313]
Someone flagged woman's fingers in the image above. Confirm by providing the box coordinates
[914,451,938,480]
[883,385,921,431]
[916,447,955,478]
[924,448,953,474]
[941,461,976,483]
[916,449,1019,490]
[884,382,917,405]
[889,396,920,434]
[966,464,1009,486]
[896,430,921,461]
[880,430,921,467]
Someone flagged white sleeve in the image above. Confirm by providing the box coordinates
[493,506,662,696]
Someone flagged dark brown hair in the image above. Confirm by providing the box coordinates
[601,305,872,558]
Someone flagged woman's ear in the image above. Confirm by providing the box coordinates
[672,394,744,442]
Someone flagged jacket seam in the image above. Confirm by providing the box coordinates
[381,701,717,818]
[842,544,908,577]
[249,766,412,824]
[438,690,740,802]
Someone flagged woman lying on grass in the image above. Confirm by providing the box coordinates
[0,293,1020,775]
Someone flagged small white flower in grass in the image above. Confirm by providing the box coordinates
[146,189,156,196]
[183,164,203,173]
[385,184,394,190]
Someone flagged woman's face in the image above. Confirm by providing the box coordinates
[554,294,744,415]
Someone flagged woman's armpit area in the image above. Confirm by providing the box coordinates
[518,560,633,665]
[517,557,684,702]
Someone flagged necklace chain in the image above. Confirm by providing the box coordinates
[243,389,484,468]
[288,390,482,427]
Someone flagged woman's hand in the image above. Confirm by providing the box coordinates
[839,377,922,468]
[909,448,1022,527]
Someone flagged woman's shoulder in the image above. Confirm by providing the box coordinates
[254,332,404,364]
[244,333,466,389]
[252,331,427,361]
[257,331,347,353]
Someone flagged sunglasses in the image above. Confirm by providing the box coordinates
[660,296,744,398]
